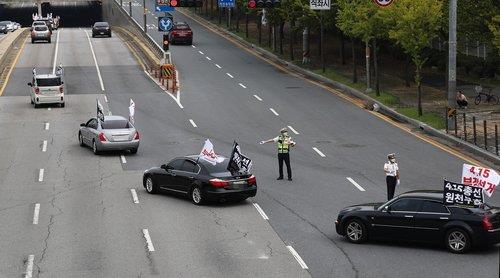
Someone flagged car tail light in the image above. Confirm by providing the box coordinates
[247,175,256,185]
[98,132,107,142]
[171,31,179,36]
[134,131,140,140]
[482,216,493,231]
[210,178,229,188]
[34,87,40,94]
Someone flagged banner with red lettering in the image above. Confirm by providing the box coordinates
[461,164,500,197]
[199,139,224,165]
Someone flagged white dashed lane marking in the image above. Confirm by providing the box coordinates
[42,140,47,152]
[120,155,126,164]
[312,147,326,157]
[206,56,212,61]
[142,229,155,252]
[269,108,279,116]
[189,119,197,128]
[215,64,222,69]
[198,50,204,54]
[226,73,234,78]
[38,169,44,182]
[253,95,262,101]
[130,189,139,204]
[44,123,49,130]
[25,255,34,278]
[33,203,40,225]
[346,177,366,192]
[239,83,247,89]
[287,126,299,135]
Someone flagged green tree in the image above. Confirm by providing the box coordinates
[381,0,443,116]
[489,15,500,56]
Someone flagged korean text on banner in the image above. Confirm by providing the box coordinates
[310,0,330,10]
[461,164,500,197]
[200,139,224,165]
[443,180,483,208]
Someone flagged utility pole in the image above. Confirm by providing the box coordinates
[447,0,457,125]
[143,0,147,33]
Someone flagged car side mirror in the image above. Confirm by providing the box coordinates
[161,164,169,170]
[383,206,390,212]
[80,123,86,127]
[27,82,32,86]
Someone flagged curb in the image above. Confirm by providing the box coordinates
[181,9,499,166]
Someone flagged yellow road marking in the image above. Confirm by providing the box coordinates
[180,9,489,168]
[0,36,28,96]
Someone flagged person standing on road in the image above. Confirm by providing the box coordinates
[260,128,296,181]
[384,153,399,200]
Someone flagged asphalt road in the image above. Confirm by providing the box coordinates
[0,28,309,277]
[119,1,500,277]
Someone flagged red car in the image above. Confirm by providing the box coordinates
[168,22,193,45]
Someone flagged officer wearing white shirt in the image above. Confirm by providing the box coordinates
[384,153,399,200]
[260,127,296,181]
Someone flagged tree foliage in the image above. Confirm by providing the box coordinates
[489,15,500,56]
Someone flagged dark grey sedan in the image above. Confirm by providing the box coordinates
[78,115,139,154]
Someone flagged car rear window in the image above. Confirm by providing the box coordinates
[36,77,61,86]
[34,26,48,31]
[95,22,109,27]
[101,120,130,129]
[201,159,233,177]
[175,25,189,30]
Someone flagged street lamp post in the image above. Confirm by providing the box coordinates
[447,0,457,126]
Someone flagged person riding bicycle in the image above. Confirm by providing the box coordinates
[456,90,468,109]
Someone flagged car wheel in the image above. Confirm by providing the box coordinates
[344,219,367,243]
[190,185,204,205]
[33,102,38,108]
[109,33,112,38]
[78,132,85,147]
[474,95,481,105]
[445,228,471,254]
[145,176,157,194]
[60,103,65,108]
[92,140,100,155]
[30,99,34,104]
[130,148,138,154]
[188,39,193,45]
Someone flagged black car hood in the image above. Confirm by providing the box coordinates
[341,202,384,213]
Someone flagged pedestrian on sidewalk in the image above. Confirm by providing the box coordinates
[260,127,296,181]
[384,153,399,200]
[456,90,468,109]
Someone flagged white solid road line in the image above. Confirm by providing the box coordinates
[44,123,49,130]
[226,73,234,78]
[142,229,155,252]
[253,203,269,220]
[189,119,197,128]
[143,70,184,109]
[42,140,47,152]
[198,50,204,54]
[33,203,40,225]
[269,108,279,116]
[286,246,308,269]
[253,94,263,101]
[206,56,212,61]
[287,125,300,135]
[238,83,247,89]
[84,30,105,91]
[25,254,34,278]
[312,147,326,157]
[346,177,366,192]
[215,64,222,69]
[52,29,61,74]
[130,189,139,204]
[120,155,126,164]
[104,95,108,103]
[38,169,44,182]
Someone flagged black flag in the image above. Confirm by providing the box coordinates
[97,99,105,122]
[227,141,252,175]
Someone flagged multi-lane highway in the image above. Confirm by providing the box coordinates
[0,1,498,277]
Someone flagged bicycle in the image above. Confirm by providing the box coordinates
[474,85,498,105]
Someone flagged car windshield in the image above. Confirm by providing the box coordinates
[36,77,61,86]
[34,26,48,31]
[101,119,131,129]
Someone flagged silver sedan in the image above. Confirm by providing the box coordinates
[78,115,140,154]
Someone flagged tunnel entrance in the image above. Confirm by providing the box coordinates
[0,1,102,27]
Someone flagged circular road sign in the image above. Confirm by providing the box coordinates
[171,0,178,6]
[373,0,394,7]
[159,17,174,32]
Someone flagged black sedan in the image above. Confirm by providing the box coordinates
[335,190,500,253]
[92,22,111,38]
[143,155,257,205]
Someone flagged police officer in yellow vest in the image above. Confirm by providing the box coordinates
[260,128,296,181]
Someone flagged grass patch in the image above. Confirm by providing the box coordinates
[368,91,399,106]
[312,68,366,91]
[396,107,446,130]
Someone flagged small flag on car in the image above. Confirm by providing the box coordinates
[227,141,252,174]
[97,99,105,122]
[129,98,135,125]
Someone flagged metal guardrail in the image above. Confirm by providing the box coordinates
[112,0,165,60]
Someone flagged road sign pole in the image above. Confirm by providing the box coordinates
[143,0,147,33]
[228,7,231,29]
[129,1,132,16]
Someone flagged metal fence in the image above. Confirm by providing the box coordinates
[447,111,499,155]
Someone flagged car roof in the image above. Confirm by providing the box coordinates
[103,115,127,121]
[179,154,228,163]
[34,74,59,79]
[397,190,444,201]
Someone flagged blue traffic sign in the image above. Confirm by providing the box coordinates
[155,4,175,12]
[218,0,235,8]
[158,16,174,32]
